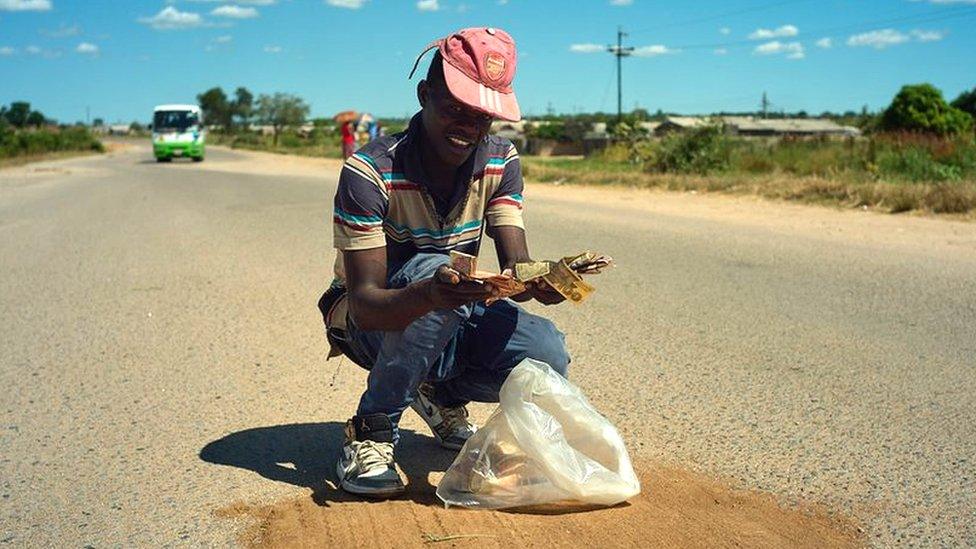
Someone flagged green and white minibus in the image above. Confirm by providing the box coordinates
[152,104,205,162]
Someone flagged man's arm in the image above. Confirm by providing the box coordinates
[344,248,495,332]
[491,226,565,305]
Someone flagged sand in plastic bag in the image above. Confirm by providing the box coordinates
[436,358,641,509]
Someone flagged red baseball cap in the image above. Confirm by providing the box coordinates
[409,27,521,122]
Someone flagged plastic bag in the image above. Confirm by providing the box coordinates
[436,358,641,509]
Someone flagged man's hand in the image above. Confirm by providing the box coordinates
[502,267,565,305]
[425,265,496,309]
[523,277,566,305]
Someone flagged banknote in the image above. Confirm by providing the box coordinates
[449,250,478,276]
[563,252,614,275]
[543,259,595,304]
[514,261,551,282]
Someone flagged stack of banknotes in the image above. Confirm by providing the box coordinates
[449,250,613,304]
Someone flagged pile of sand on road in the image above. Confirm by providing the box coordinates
[218,464,861,548]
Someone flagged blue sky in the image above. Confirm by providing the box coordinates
[1,0,974,124]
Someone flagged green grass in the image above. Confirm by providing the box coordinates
[210,130,345,159]
[0,126,104,161]
[523,134,976,216]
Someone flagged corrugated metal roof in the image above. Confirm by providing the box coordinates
[662,116,715,128]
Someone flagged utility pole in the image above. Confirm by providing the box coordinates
[760,92,770,120]
[608,27,634,123]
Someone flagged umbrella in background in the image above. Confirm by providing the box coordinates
[333,110,358,124]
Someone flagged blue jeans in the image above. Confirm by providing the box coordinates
[346,253,571,439]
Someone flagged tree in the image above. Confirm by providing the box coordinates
[232,86,254,129]
[880,83,972,136]
[951,87,976,120]
[255,93,310,146]
[197,87,231,131]
[92,118,104,127]
[27,110,48,127]
[4,101,31,128]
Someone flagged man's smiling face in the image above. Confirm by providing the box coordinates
[418,73,493,170]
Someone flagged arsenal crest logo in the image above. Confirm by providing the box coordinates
[484,52,506,81]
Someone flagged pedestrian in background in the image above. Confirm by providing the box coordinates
[341,120,355,159]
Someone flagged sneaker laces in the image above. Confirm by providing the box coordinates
[439,405,471,434]
[354,440,395,472]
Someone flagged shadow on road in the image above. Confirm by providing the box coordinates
[135,159,200,165]
[199,422,456,506]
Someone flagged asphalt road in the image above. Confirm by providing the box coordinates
[1,143,975,547]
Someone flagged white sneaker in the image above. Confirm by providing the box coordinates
[335,414,405,497]
[410,383,477,450]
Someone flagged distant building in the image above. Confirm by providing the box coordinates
[654,116,716,136]
[722,116,860,137]
[654,115,860,138]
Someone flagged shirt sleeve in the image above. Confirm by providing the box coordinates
[333,152,389,251]
[484,143,525,230]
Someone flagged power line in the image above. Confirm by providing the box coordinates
[609,27,635,122]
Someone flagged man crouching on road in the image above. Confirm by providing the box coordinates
[318,27,570,498]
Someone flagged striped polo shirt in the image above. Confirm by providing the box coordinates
[332,113,524,281]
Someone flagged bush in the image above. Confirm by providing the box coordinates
[870,133,976,182]
[0,126,102,159]
[646,125,732,174]
[527,122,565,141]
[277,131,304,148]
[880,83,973,136]
[230,132,265,147]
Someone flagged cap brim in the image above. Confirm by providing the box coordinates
[442,60,521,122]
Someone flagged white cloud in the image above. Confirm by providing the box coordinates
[0,0,51,11]
[911,29,945,42]
[41,24,82,38]
[610,0,633,5]
[815,37,832,48]
[139,7,204,30]
[205,35,233,51]
[211,5,258,18]
[417,0,438,10]
[0,46,15,55]
[263,45,282,53]
[633,44,677,56]
[748,24,798,40]
[18,44,60,58]
[754,40,804,59]
[846,29,910,49]
[719,27,731,35]
[75,42,98,55]
[569,43,605,53]
[713,48,728,55]
[325,0,366,7]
